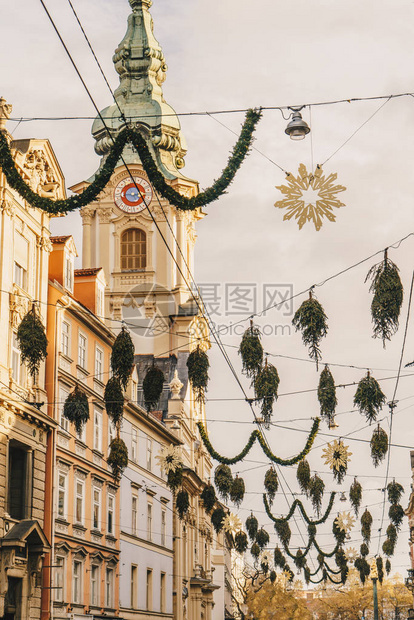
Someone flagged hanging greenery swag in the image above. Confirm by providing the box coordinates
[107,437,128,479]
[370,425,388,467]
[349,478,363,516]
[187,346,209,403]
[253,359,280,425]
[263,492,336,527]
[17,305,48,380]
[264,468,279,504]
[353,371,386,423]
[63,385,90,434]
[196,418,320,466]
[142,364,165,411]
[110,326,135,390]
[0,109,262,214]
[239,322,263,380]
[317,365,337,422]
[104,376,124,425]
[292,291,328,369]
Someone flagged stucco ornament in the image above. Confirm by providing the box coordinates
[222,513,242,535]
[322,439,352,472]
[335,511,356,533]
[156,444,182,474]
[275,164,346,231]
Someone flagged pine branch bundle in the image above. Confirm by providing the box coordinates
[111,326,135,389]
[264,468,279,504]
[230,476,245,507]
[360,543,369,557]
[349,479,363,516]
[176,490,190,520]
[332,520,346,544]
[255,528,270,549]
[200,484,217,513]
[270,570,277,584]
[366,251,404,346]
[361,509,373,544]
[370,425,388,467]
[292,291,328,369]
[187,346,209,403]
[17,306,48,380]
[376,556,384,584]
[239,323,263,379]
[388,504,404,530]
[294,549,307,570]
[274,546,286,569]
[251,542,261,560]
[63,386,89,434]
[317,365,337,422]
[355,557,370,584]
[104,376,124,425]
[387,481,404,505]
[297,459,311,496]
[274,520,291,547]
[385,559,391,574]
[234,531,248,554]
[309,474,325,516]
[214,464,233,501]
[211,507,226,533]
[107,437,128,479]
[254,360,280,425]
[167,467,183,492]
[386,524,397,545]
[308,523,317,538]
[143,365,165,411]
[382,539,395,557]
[246,514,259,540]
[354,371,386,423]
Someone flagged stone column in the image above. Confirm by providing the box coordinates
[175,212,185,289]
[80,207,94,268]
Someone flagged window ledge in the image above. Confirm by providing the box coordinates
[59,352,73,364]
[76,364,89,376]
[91,528,103,537]
[55,517,70,526]
[73,523,87,532]
[105,534,117,542]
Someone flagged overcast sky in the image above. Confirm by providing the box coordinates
[2,0,414,584]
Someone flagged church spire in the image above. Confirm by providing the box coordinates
[92,0,187,178]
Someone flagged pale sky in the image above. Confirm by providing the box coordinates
[2,0,414,584]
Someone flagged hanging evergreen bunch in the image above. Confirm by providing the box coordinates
[274,520,291,547]
[200,484,217,513]
[230,476,245,508]
[234,531,248,554]
[214,464,233,501]
[385,559,391,575]
[332,520,346,544]
[361,509,373,544]
[104,376,124,425]
[317,365,337,423]
[349,478,363,516]
[386,524,398,545]
[360,543,369,557]
[341,566,349,585]
[387,480,404,505]
[63,385,90,434]
[246,514,259,541]
[294,549,307,570]
[292,291,328,369]
[251,542,261,560]
[309,474,325,516]
[187,346,209,403]
[335,549,347,568]
[353,371,386,423]
[253,359,280,425]
[211,507,226,533]
[264,468,279,504]
[376,556,384,584]
[255,528,270,549]
[270,570,277,584]
[304,567,311,585]
[355,557,371,584]
[388,504,404,530]
[143,365,165,411]
[317,553,324,567]
[167,467,183,492]
[366,250,404,346]
[370,425,388,467]
[274,547,286,569]
[0,109,262,214]
[238,322,263,379]
[110,326,135,390]
[297,459,311,496]
[308,523,317,538]
[107,437,128,479]
[16,305,48,380]
[176,490,190,520]
[382,539,395,557]
[261,556,270,575]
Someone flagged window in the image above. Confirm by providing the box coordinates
[146,437,152,471]
[161,510,166,547]
[58,385,70,432]
[14,261,27,290]
[75,480,84,525]
[121,228,146,271]
[131,427,138,462]
[97,286,105,317]
[95,347,103,382]
[65,255,74,292]
[73,560,82,604]
[131,380,138,402]
[131,565,138,609]
[108,421,116,451]
[76,421,86,444]
[8,443,31,520]
[146,569,153,611]
[90,565,99,607]
[61,321,70,357]
[93,488,101,530]
[58,472,67,519]
[55,556,65,603]
[160,572,166,613]
[11,332,24,385]
[147,503,152,541]
[132,496,138,536]
[78,333,87,369]
[94,409,103,453]
[107,493,115,535]
[105,567,114,608]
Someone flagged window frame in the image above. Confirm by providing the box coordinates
[55,555,65,603]
[131,427,138,462]
[94,408,103,453]
[92,486,101,530]
[78,331,87,370]
[107,492,115,536]
[120,228,147,271]
[147,502,152,541]
[61,320,71,357]
[132,495,138,536]
[105,567,114,608]
[57,471,68,520]
[90,564,100,607]
[74,478,85,526]
[72,559,83,605]
[95,345,104,382]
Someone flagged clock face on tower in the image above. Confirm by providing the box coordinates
[114,176,153,213]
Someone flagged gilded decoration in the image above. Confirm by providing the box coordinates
[275,164,346,231]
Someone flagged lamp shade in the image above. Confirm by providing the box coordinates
[285,110,310,140]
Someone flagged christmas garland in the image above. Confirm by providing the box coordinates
[0,109,261,214]
[196,418,320,466]
[263,492,336,527]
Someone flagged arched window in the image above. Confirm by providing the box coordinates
[120,229,146,271]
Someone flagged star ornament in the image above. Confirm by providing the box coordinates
[222,513,242,535]
[335,511,356,533]
[322,440,352,471]
[275,164,346,231]
[345,547,358,562]
[156,444,183,474]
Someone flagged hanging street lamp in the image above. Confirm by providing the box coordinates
[285,107,311,140]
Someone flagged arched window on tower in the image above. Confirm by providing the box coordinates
[120,229,146,271]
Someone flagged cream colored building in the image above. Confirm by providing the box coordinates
[0,100,65,620]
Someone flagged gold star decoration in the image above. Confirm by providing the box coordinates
[335,511,356,533]
[222,513,242,535]
[345,547,358,562]
[155,444,183,474]
[322,439,352,472]
[275,164,346,231]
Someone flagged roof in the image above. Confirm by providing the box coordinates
[2,520,50,551]
[50,235,71,244]
[74,268,102,277]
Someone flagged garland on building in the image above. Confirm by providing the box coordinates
[0,109,262,213]
[104,376,124,425]
[317,365,337,423]
[187,346,209,403]
[239,322,263,379]
[253,359,280,425]
[349,478,363,515]
[107,437,128,479]
[110,326,135,390]
[166,467,183,492]
[370,425,388,467]
[366,250,404,346]
[196,418,320,466]
[353,371,386,423]
[142,364,165,411]
[63,385,90,434]
[17,305,48,381]
[292,291,328,370]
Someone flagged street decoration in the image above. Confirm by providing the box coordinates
[274,164,346,231]
[214,464,233,501]
[0,108,261,214]
[292,291,328,369]
[246,514,259,541]
[143,364,165,411]
[187,345,210,403]
[156,444,183,475]
[110,325,135,390]
[200,484,217,513]
[16,305,48,381]
[309,473,326,515]
[222,513,242,535]
[349,478,363,515]
[264,468,279,504]
[353,371,386,423]
[63,385,90,434]
[176,489,190,520]
[211,506,226,533]
[361,509,373,544]
[297,459,311,496]
[234,531,249,554]
[345,547,358,562]
[104,376,124,425]
[107,437,128,479]
[322,439,352,483]
[253,359,280,425]
[335,511,356,533]
[229,476,246,507]
[317,365,337,424]
[370,425,389,467]
[239,322,264,379]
